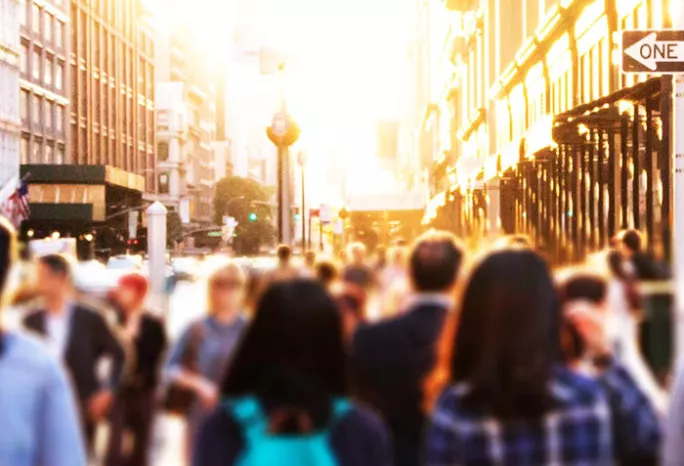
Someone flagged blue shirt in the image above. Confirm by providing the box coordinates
[0,331,86,466]
[424,364,661,465]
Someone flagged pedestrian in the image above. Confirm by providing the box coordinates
[0,217,87,466]
[342,242,374,291]
[351,231,464,466]
[164,261,249,458]
[378,246,409,317]
[105,272,168,466]
[192,280,392,466]
[314,258,338,291]
[424,248,661,465]
[558,269,666,415]
[617,229,664,279]
[23,253,127,453]
[263,244,300,286]
[302,250,317,276]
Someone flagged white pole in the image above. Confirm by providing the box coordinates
[146,201,168,316]
[673,7,684,361]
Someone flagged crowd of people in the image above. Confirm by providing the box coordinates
[0,214,683,465]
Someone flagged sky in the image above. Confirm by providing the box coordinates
[145,0,416,200]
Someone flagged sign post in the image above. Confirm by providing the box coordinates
[622,28,684,359]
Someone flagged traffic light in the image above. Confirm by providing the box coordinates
[249,212,257,222]
[293,206,301,221]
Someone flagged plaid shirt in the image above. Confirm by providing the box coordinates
[425,363,661,465]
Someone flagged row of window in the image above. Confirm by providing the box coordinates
[19,136,66,165]
[20,1,66,50]
[69,122,153,171]
[19,89,65,134]
[20,43,65,91]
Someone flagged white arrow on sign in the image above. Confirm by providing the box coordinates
[624,32,684,71]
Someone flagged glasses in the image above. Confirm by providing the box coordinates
[211,278,243,290]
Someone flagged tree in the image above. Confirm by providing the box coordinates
[213,176,276,254]
[166,210,184,247]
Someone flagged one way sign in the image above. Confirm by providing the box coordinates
[622,30,684,73]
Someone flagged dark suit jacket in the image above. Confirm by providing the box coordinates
[351,302,448,466]
[24,303,127,402]
[122,312,167,391]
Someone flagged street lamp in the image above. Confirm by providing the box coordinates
[298,151,307,250]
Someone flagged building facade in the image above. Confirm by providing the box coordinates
[155,23,217,227]
[18,0,67,170]
[0,0,21,186]
[426,0,674,263]
[21,0,155,256]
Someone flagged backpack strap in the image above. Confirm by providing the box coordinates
[225,397,354,436]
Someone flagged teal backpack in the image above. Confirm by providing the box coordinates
[224,397,352,466]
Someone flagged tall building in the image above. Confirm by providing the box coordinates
[425,0,673,264]
[20,0,155,256]
[19,0,68,168]
[0,0,21,185]
[155,22,217,227]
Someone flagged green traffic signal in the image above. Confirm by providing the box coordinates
[249,212,257,222]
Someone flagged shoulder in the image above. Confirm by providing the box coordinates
[354,316,405,347]
[1,331,64,378]
[336,405,389,439]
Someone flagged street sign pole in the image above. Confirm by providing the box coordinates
[622,28,684,359]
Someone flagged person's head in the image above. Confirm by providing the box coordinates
[0,217,15,296]
[304,250,316,268]
[315,259,338,288]
[221,280,347,428]
[35,254,74,302]
[556,271,608,364]
[276,244,292,265]
[207,261,246,316]
[390,246,407,267]
[620,229,642,256]
[448,248,559,418]
[409,231,464,293]
[347,242,366,265]
[116,272,148,313]
[376,246,387,265]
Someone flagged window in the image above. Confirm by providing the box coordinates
[45,101,52,129]
[32,48,41,80]
[45,144,54,163]
[157,141,169,161]
[20,0,27,26]
[32,96,41,126]
[44,13,52,43]
[31,139,42,163]
[158,172,170,194]
[20,43,28,74]
[44,57,52,86]
[55,61,63,90]
[56,145,65,164]
[20,138,28,164]
[55,21,64,48]
[32,5,40,34]
[56,105,64,133]
[20,90,28,120]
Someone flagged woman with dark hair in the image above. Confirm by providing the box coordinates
[424,249,661,465]
[192,280,391,466]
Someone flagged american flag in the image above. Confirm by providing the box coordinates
[0,179,30,227]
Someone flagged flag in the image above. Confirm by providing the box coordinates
[0,179,30,227]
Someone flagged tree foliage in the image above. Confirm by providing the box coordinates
[213,176,276,254]
[166,210,184,247]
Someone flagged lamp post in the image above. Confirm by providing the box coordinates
[298,151,307,250]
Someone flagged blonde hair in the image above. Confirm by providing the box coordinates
[207,261,246,313]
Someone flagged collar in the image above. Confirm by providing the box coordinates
[409,292,454,309]
[46,300,75,319]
